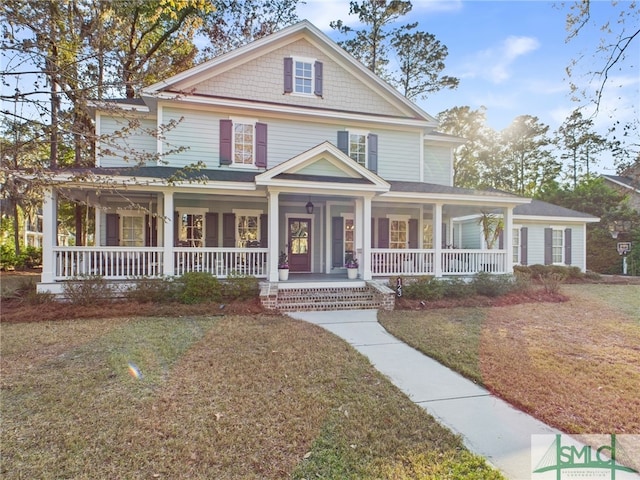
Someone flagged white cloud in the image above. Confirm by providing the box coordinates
[463,35,540,84]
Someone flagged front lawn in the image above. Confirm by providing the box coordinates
[1,313,503,479]
[379,284,640,437]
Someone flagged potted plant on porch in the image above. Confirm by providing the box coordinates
[345,256,359,279]
[278,251,289,281]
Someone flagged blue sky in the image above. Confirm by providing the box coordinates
[296,0,639,174]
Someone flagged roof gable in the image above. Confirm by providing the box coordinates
[255,141,389,192]
[142,20,435,122]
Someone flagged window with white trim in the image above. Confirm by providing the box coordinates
[121,214,145,247]
[423,222,433,249]
[294,58,313,94]
[178,212,204,247]
[344,216,355,263]
[552,228,564,264]
[235,210,261,248]
[349,132,367,166]
[390,219,408,249]
[233,120,254,165]
[512,227,520,264]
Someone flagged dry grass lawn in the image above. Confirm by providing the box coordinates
[380,284,640,438]
[1,313,503,479]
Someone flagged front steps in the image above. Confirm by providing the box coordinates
[260,280,396,312]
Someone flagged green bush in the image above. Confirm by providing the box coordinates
[440,276,475,299]
[126,276,178,303]
[1,244,17,270]
[224,273,259,301]
[17,246,42,269]
[402,276,445,301]
[175,272,223,304]
[472,272,514,297]
[63,275,114,305]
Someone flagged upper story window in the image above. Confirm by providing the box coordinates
[295,59,313,94]
[234,121,254,165]
[337,130,378,173]
[219,119,267,168]
[284,57,323,97]
[349,132,367,166]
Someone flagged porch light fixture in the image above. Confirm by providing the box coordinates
[305,198,314,214]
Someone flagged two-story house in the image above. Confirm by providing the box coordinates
[37,20,598,304]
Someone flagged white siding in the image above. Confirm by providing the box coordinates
[424,146,451,186]
[297,158,351,177]
[192,39,406,117]
[98,114,157,167]
[376,129,421,181]
[521,222,587,269]
[459,219,481,249]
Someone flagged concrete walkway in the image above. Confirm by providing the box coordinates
[288,309,559,480]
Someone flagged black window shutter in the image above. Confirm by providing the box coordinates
[564,228,572,265]
[106,213,119,246]
[220,119,232,165]
[145,215,157,247]
[222,213,236,248]
[174,211,180,246]
[544,228,553,265]
[337,131,349,155]
[255,122,267,168]
[260,214,268,247]
[520,227,528,265]
[284,57,293,93]
[332,217,344,268]
[314,60,323,96]
[408,219,418,249]
[205,212,218,247]
[368,133,378,173]
[378,218,390,248]
[371,217,376,248]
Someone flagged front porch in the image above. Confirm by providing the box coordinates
[44,246,510,282]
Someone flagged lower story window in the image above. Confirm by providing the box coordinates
[179,214,203,247]
[423,222,433,249]
[237,214,259,247]
[344,217,355,263]
[121,215,144,247]
[552,229,563,264]
[513,228,520,264]
[390,219,407,249]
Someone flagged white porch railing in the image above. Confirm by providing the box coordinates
[371,249,436,276]
[53,247,164,280]
[174,247,268,277]
[52,247,268,280]
[441,249,508,275]
[371,249,508,276]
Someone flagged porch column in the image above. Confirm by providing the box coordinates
[354,197,366,279]
[504,206,514,273]
[94,203,102,246]
[362,195,372,280]
[268,190,280,282]
[162,191,174,276]
[41,187,58,284]
[433,203,443,277]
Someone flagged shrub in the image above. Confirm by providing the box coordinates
[1,244,17,270]
[440,276,475,299]
[126,277,177,303]
[539,272,564,294]
[175,272,223,304]
[472,272,514,297]
[402,276,445,301]
[17,246,42,269]
[512,270,533,293]
[63,275,114,305]
[584,270,601,280]
[224,273,259,301]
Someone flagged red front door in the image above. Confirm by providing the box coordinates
[288,218,311,272]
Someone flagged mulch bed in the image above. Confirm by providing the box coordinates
[395,290,568,310]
